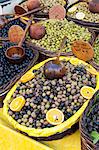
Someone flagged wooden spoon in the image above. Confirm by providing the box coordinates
[0,7,44,28]
[5,19,32,64]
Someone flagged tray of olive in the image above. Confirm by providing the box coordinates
[0,41,39,95]
[0,17,39,94]
[66,1,99,31]
[3,56,99,140]
[29,19,95,57]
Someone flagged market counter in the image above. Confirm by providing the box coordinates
[0,108,81,150]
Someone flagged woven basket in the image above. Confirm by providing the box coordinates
[3,57,99,141]
[66,0,99,33]
[80,90,99,150]
[26,29,98,71]
[28,28,96,56]
[21,122,79,141]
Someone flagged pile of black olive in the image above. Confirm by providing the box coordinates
[84,91,99,137]
[8,61,96,129]
[0,42,34,88]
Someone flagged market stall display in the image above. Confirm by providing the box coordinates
[80,90,99,150]
[0,0,99,149]
[0,42,39,95]
[3,56,99,141]
[0,18,39,95]
[20,0,66,14]
[30,19,94,56]
[66,1,99,30]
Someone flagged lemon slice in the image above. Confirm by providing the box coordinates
[76,12,85,20]
[10,96,25,112]
[70,58,79,65]
[86,66,98,75]
[46,108,64,125]
[68,6,77,13]
[80,86,95,99]
[20,72,35,83]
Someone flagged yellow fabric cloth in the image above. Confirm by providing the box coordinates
[0,109,53,150]
[0,108,81,150]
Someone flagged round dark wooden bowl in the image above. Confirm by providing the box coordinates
[5,46,25,64]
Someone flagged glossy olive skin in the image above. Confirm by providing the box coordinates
[44,60,66,79]
[89,0,99,13]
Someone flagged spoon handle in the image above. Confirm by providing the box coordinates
[60,36,68,50]
[18,19,32,47]
[9,7,44,22]
[56,36,68,61]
